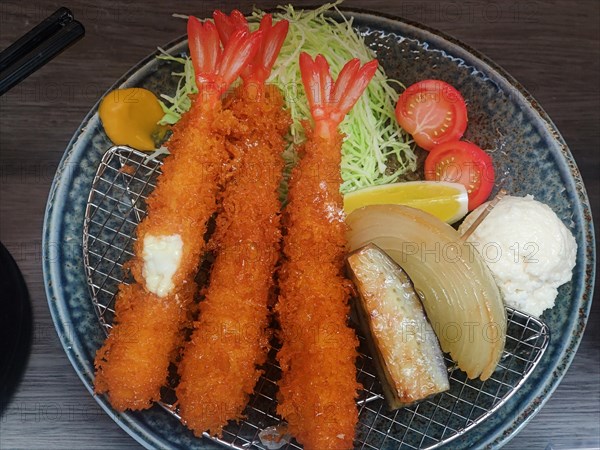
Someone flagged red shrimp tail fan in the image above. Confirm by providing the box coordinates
[214,11,289,87]
[213,9,248,45]
[299,52,378,137]
[244,14,289,85]
[187,15,262,101]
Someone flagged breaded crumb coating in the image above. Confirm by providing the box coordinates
[177,87,290,436]
[94,100,235,410]
[130,104,236,287]
[94,282,195,410]
[276,130,360,450]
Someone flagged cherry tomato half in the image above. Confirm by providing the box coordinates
[424,141,495,210]
[395,80,468,151]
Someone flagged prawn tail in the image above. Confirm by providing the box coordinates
[246,14,289,86]
[213,9,248,44]
[214,11,289,96]
[299,53,378,138]
[187,15,262,105]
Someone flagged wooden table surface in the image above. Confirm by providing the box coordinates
[0,1,598,449]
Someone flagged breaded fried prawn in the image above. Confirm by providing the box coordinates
[176,11,290,436]
[275,54,378,449]
[94,17,262,411]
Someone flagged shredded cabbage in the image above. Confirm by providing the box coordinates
[156,48,197,125]
[157,3,417,193]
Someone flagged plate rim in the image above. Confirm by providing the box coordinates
[42,7,596,450]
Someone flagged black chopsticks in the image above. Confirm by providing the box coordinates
[0,7,85,96]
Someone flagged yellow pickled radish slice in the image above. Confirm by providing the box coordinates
[99,88,166,151]
[343,181,468,224]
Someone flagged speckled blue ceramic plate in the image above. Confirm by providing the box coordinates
[43,8,595,450]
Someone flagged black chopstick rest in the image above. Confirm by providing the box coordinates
[0,7,85,96]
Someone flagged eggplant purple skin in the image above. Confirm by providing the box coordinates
[346,243,449,410]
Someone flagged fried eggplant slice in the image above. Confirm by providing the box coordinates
[347,243,449,409]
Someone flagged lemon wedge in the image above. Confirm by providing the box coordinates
[343,181,468,224]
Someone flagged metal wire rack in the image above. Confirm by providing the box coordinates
[83,146,550,449]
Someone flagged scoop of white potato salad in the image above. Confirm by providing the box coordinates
[458,195,577,317]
